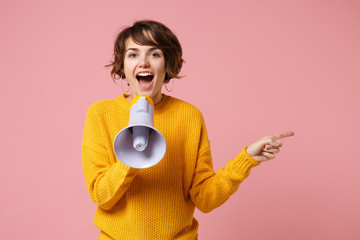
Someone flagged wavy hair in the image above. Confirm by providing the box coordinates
[106,20,184,83]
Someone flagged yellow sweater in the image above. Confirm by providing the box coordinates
[82,94,260,239]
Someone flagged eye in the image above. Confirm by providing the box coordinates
[128,53,136,58]
[150,52,162,58]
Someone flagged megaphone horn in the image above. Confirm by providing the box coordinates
[113,95,167,169]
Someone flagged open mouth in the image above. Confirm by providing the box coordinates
[136,72,154,88]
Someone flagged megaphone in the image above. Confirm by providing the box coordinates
[113,95,166,169]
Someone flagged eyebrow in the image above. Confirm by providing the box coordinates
[126,47,160,52]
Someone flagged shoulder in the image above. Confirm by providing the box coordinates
[87,99,115,113]
[163,96,205,125]
[85,96,126,119]
[166,96,203,116]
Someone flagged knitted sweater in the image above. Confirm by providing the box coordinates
[82,94,260,239]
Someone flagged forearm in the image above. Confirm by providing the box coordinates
[82,145,139,210]
[190,147,260,213]
[90,162,138,210]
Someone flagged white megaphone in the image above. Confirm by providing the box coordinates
[113,95,166,169]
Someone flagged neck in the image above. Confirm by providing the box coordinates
[126,93,163,105]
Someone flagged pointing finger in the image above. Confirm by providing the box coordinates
[272,131,295,140]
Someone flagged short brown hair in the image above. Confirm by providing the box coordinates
[106,20,184,83]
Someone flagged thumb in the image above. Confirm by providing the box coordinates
[247,138,274,157]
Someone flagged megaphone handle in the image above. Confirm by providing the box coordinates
[132,126,149,152]
[135,97,149,113]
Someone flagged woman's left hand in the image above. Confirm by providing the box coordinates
[246,131,295,162]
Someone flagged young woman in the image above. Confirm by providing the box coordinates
[82,20,294,240]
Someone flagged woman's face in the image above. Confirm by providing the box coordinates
[123,37,166,104]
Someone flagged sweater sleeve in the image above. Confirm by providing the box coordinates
[81,103,139,210]
[189,117,260,213]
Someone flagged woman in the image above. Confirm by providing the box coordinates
[82,20,294,239]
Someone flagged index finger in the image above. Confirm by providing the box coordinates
[272,131,295,140]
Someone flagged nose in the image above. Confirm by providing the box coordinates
[138,56,150,68]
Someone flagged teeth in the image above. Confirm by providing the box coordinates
[137,72,152,77]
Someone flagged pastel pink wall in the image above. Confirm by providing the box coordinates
[1,0,359,239]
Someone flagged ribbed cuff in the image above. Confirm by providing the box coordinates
[231,147,261,177]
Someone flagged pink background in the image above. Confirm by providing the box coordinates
[1,0,359,239]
